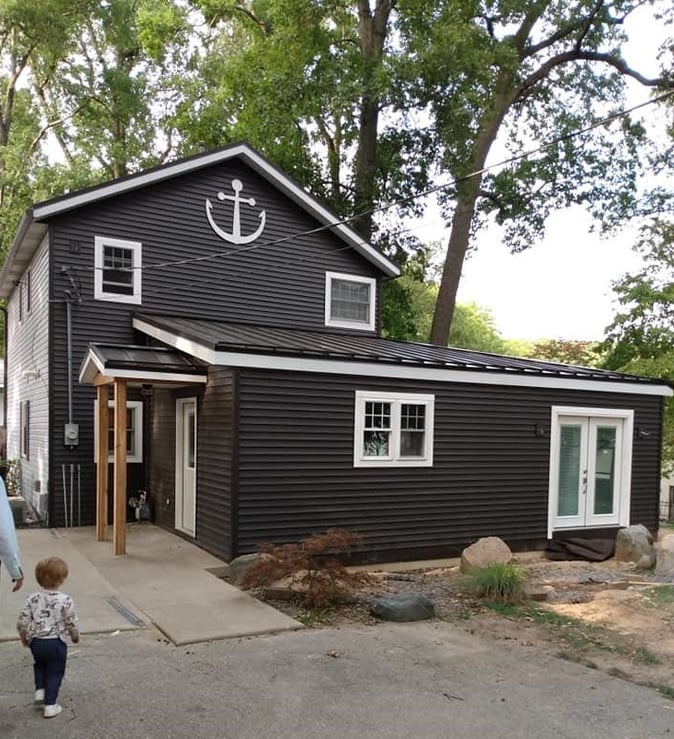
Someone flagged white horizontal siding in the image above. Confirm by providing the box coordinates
[6,236,50,514]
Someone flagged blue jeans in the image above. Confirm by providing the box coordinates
[30,637,67,705]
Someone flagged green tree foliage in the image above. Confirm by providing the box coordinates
[32,0,189,180]
[528,339,602,367]
[0,0,92,253]
[397,0,673,345]
[601,218,674,471]
[179,0,433,251]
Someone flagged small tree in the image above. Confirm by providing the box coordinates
[239,528,373,609]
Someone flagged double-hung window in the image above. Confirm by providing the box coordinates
[325,272,376,330]
[354,391,434,467]
[94,236,142,304]
[94,400,143,463]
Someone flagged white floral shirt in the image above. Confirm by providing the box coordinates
[17,590,79,643]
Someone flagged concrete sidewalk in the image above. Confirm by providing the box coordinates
[0,524,300,645]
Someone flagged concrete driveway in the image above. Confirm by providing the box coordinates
[0,524,299,644]
[1,621,672,738]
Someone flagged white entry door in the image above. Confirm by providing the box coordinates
[549,407,633,536]
[175,397,197,536]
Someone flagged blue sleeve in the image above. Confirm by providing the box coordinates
[0,478,23,580]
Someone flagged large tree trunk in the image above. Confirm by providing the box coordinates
[353,0,394,239]
[429,79,514,346]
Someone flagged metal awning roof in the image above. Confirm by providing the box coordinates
[79,343,208,385]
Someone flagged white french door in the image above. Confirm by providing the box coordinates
[175,397,197,536]
[549,407,633,536]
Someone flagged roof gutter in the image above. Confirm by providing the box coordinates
[0,210,34,295]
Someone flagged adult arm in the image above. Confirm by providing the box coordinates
[0,480,24,588]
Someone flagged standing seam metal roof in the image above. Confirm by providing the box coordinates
[134,313,668,387]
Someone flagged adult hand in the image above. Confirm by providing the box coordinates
[12,576,23,592]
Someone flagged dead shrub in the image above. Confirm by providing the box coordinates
[239,528,373,609]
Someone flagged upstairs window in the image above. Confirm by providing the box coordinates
[325,272,376,331]
[95,236,142,304]
[354,391,434,467]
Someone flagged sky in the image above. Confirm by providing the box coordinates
[410,6,670,343]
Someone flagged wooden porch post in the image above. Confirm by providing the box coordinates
[95,383,109,541]
[113,378,127,555]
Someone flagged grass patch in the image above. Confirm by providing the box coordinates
[608,667,631,680]
[634,646,660,665]
[642,586,674,608]
[469,563,526,604]
[647,683,674,700]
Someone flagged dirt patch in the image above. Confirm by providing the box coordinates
[251,555,674,699]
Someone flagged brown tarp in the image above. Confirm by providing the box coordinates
[544,538,615,562]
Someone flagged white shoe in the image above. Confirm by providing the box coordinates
[34,689,45,705]
[43,703,62,718]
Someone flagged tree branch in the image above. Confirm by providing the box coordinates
[516,50,671,101]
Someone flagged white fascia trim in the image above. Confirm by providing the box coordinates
[32,144,400,278]
[133,318,671,396]
[79,346,207,386]
[133,318,216,364]
[104,369,207,384]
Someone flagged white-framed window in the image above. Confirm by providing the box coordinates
[94,236,142,304]
[26,269,32,314]
[354,391,434,467]
[94,400,143,463]
[325,271,376,330]
[20,400,30,460]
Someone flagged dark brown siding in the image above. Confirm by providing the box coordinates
[47,158,380,526]
[195,368,237,560]
[148,387,177,528]
[234,370,663,563]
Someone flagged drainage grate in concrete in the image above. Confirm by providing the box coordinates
[106,597,146,627]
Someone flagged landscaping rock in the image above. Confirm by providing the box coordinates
[460,536,512,574]
[614,524,656,568]
[370,593,435,622]
[655,534,674,581]
[229,552,274,583]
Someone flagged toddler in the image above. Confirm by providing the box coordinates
[17,556,80,718]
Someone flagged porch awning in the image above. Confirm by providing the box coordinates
[79,343,208,386]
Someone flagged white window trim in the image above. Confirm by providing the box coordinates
[547,405,633,538]
[354,390,434,467]
[94,236,142,304]
[94,400,144,463]
[325,271,376,331]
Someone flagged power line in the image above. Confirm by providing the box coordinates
[78,89,673,286]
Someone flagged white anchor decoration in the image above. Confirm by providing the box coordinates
[205,178,266,245]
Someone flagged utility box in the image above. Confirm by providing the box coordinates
[64,423,79,446]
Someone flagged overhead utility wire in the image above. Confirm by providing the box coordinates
[98,90,674,279]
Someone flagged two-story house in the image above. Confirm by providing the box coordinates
[0,142,670,563]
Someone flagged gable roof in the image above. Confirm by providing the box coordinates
[132,313,673,397]
[0,142,400,297]
[79,343,208,385]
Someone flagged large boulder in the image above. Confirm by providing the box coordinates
[614,524,656,569]
[655,534,674,580]
[460,537,512,574]
[370,593,435,622]
[229,552,274,584]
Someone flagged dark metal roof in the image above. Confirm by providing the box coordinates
[79,343,208,385]
[134,313,670,388]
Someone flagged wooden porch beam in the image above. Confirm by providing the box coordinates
[113,378,127,555]
[96,384,109,542]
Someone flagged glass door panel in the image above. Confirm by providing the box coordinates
[553,415,623,530]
